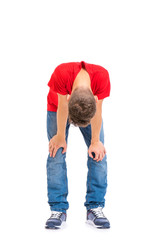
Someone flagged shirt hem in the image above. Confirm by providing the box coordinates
[47,103,57,112]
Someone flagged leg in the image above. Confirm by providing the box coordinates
[46,111,70,213]
[79,120,108,210]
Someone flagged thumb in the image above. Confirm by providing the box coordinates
[88,149,93,158]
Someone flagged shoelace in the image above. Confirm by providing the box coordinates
[51,211,62,219]
[91,207,106,218]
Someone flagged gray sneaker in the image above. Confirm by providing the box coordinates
[86,207,110,229]
[45,211,66,229]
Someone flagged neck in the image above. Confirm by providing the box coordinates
[72,68,91,93]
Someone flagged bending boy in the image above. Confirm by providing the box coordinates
[45,61,111,229]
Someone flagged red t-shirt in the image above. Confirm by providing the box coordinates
[47,61,111,112]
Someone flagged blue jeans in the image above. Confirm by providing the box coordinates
[46,111,108,213]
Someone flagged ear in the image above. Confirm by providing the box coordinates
[94,95,98,103]
[67,94,71,102]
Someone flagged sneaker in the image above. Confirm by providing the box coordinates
[45,211,66,229]
[86,207,110,229]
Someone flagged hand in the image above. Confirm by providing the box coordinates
[49,135,67,158]
[88,141,106,162]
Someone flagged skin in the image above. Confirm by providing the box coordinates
[49,68,106,162]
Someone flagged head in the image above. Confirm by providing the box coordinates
[68,87,97,127]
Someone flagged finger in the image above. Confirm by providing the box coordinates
[97,154,102,162]
[62,145,67,154]
[49,143,54,156]
[49,145,53,154]
[49,146,53,157]
[103,149,106,159]
[101,152,105,160]
[50,147,54,157]
[99,153,103,161]
[98,152,104,161]
[94,152,99,161]
[52,147,58,158]
[49,142,53,152]
[49,140,52,148]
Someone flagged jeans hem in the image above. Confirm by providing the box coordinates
[50,207,67,213]
[86,204,105,211]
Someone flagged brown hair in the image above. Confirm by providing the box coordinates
[68,87,96,127]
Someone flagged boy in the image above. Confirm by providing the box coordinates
[45,61,111,229]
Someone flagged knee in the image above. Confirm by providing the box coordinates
[47,148,66,164]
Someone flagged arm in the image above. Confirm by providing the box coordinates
[88,99,106,162]
[49,94,68,157]
[90,99,103,144]
[57,94,69,138]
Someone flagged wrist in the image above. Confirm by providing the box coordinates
[91,138,99,144]
[57,131,66,140]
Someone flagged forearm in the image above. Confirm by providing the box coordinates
[57,99,68,139]
[91,108,102,143]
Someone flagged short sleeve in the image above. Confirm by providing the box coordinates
[95,70,111,100]
[47,67,68,95]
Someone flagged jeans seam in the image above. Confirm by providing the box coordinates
[86,156,92,204]
[64,155,68,202]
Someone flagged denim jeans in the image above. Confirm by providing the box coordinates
[46,111,108,213]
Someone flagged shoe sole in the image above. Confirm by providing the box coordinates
[86,220,110,229]
[45,221,66,230]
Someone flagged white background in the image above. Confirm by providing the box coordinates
[0,0,160,239]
